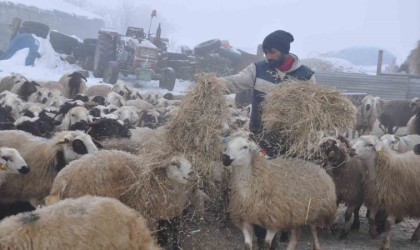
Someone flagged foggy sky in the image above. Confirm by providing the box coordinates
[90,0,420,62]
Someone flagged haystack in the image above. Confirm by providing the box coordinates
[165,73,229,176]
[262,79,357,158]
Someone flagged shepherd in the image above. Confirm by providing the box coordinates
[218,30,315,158]
[217,29,315,249]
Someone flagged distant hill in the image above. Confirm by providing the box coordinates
[321,46,396,66]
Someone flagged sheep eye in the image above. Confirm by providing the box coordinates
[366,143,374,147]
[37,92,41,96]
[2,156,9,161]
[242,146,248,149]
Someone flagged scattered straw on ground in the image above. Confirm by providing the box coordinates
[262,79,357,158]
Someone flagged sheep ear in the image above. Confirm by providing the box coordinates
[394,136,400,142]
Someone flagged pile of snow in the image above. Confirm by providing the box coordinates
[1,0,103,20]
[0,35,193,95]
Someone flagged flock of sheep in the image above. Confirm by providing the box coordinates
[0,70,419,250]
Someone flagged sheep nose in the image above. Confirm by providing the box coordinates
[42,98,47,104]
[222,154,233,166]
[349,148,356,157]
[18,166,30,174]
[119,91,125,96]
[123,118,130,125]
[365,104,371,111]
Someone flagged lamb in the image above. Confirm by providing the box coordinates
[0,130,98,206]
[27,87,55,104]
[407,97,420,135]
[57,72,87,99]
[110,80,130,97]
[222,136,337,250]
[10,80,40,101]
[106,92,126,107]
[0,91,27,119]
[0,195,159,250]
[380,134,420,153]
[319,136,366,239]
[115,105,141,126]
[45,149,197,249]
[350,135,420,249]
[0,147,30,186]
[377,99,415,134]
[0,73,27,93]
[59,106,91,131]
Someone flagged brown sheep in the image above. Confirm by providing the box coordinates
[377,99,415,134]
[350,135,420,249]
[222,136,337,250]
[0,195,159,250]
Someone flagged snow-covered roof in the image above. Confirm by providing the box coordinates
[1,0,104,20]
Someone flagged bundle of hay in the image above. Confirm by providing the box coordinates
[262,79,357,158]
[165,73,229,176]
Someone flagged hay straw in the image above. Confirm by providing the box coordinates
[262,79,357,158]
[165,73,229,176]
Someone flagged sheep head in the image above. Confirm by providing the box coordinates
[410,97,420,114]
[222,136,259,167]
[29,88,54,104]
[350,135,383,159]
[55,131,99,168]
[60,106,91,130]
[379,134,400,151]
[165,155,197,185]
[0,147,30,174]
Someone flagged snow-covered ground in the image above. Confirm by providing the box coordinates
[0,35,194,96]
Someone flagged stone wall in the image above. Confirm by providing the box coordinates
[0,2,105,51]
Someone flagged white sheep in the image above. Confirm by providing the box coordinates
[58,72,87,99]
[125,99,154,111]
[27,87,55,104]
[110,80,130,97]
[0,73,27,93]
[106,92,126,107]
[59,106,91,131]
[115,105,141,126]
[0,130,98,207]
[222,136,337,250]
[39,80,66,96]
[0,147,30,186]
[45,149,197,248]
[380,134,420,153]
[0,195,159,250]
[0,90,27,119]
[350,135,420,249]
[407,97,420,135]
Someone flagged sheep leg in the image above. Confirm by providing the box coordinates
[310,225,321,250]
[380,215,395,250]
[350,204,361,231]
[286,227,302,250]
[367,207,379,239]
[340,204,356,239]
[242,222,254,250]
[392,126,400,134]
[263,229,277,250]
[410,222,420,241]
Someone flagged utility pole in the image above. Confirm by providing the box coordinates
[147,9,157,39]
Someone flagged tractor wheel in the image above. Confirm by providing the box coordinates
[194,39,221,56]
[49,31,78,55]
[159,67,176,91]
[93,34,115,78]
[19,21,50,39]
[103,61,119,84]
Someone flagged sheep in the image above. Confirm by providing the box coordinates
[407,97,420,135]
[378,99,415,134]
[59,106,91,131]
[115,105,141,126]
[139,109,165,129]
[222,136,337,250]
[0,73,27,93]
[10,80,40,101]
[0,91,27,119]
[39,80,66,96]
[45,149,197,249]
[87,117,132,139]
[350,135,420,249]
[126,99,154,111]
[352,95,380,138]
[0,147,30,186]
[380,134,420,153]
[0,130,98,206]
[0,106,15,123]
[110,80,130,97]
[0,195,159,250]
[85,84,111,97]
[58,72,87,99]
[319,136,366,239]
[106,92,126,107]
[27,87,55,104]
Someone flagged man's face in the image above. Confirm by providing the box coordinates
[264,48,286,69]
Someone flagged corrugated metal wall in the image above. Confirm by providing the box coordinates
[315,72,420,100]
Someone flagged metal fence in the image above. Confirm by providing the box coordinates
[315,71,420,100]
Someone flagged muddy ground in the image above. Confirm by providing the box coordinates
[177,122,420,250]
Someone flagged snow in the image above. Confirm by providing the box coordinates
[0,0,104,20]
[0,35,194,95]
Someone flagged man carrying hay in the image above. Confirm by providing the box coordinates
[219,30,315,158]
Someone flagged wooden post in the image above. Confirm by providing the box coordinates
[376,50,383,76]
